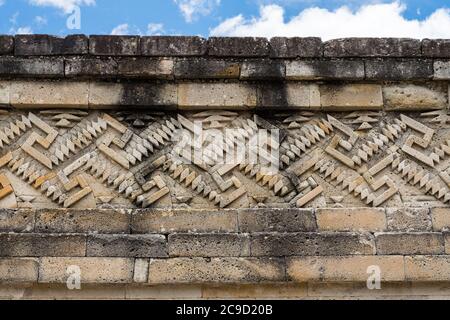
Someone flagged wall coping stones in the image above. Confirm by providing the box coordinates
[1,35,448,58]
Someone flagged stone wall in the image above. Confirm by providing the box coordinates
[1,35,450,299]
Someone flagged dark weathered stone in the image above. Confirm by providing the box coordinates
[120,82,177,107]
[174,58,240,79]
[87,234,167,258]
[422,39,450,57]
[240,60,285,80]
[169,233,250,257]
[65,57,117,77]
[0,234,86,257]
[0,57,64,77]
[15,35,88,55]
[250,233,374,257]
[386,208,432,232]
[90,35,139,56]
[208,37,270,57]
[376,233,444,255]
[0,209,34,233]
[117,57,173,79]
[140,36,206,56]
[238,208,317,233]
[0,36,14,55]
[270,37,322,58]
[365,59,433,80]
[131,209,238,234]
[286,59,364,80]
[324,38,421,57]
[35,209,130,234]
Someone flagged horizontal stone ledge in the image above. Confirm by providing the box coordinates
[3,256,450,285]
[3,35,450,58]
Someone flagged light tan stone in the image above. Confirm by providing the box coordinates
[383,84,447,110]
[202,283,308,299]
[148,257,285,284]
[434,60,450,80]
[88,82,123,108]
[178,83,257,110]
[320,84,383,110]
[10,81,89,109]
[38,257,134,284]
[0,258,39,283]
[287,256,405,282]
[126,285,202,299]
[0,81,10,106]
[286,83,321,109]
[316,208,387,232]
[431,208,450,231]
[405,256,450,281]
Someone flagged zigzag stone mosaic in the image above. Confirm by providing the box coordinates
[0,109,449,210]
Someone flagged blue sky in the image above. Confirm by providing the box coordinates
[0,0,449,39]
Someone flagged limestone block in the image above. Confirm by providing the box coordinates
[38,257,134,284]
[0,209,34,233]
[270,37,322,58]
[316,208,386,232]
[383,84,447,110]
[287,256,405,282]
[0,258,39,283]
[386,208,432,232]
[432,208,450,231]
[148,257,285,284]
[174,58,240,79]
[10,81,89,109]
[286,60,364,80]
[405,256,450,281]
[320,84,383,110]
[168,233,250,257]
[257,82,320,109]
[376,233,444,255]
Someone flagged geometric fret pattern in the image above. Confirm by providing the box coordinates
[1,109,450,209]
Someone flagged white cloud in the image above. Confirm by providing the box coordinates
[147,23,164,35]
[34,16,48,26]
[9,26,33,34]
[111,23,129,35]
[174,0,220,23]
[29,0,95,13]
[210,2,450,40]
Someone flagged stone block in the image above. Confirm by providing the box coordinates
[405,256,450,281]
[10,80,89,109]
[320,84,383,110]
[287,256,405,282]
[0,233,86,257]
[35,209,130,234]
[90,35,139,56]
[178,82,257,110]
[208,37,270,57]
[148,257,285,284]
[316,208,386,232]
[117,57,173,79]
[383,83,447,110]
[0,258,39,283]
[175,58,240,79]
[422,39,450,57]
[432,208,450,231]
[270,37,322,58]
[324,38,421,57]
[38,257,134,284]
[0,57,64,77]
[65,57,118,77]
[240,60,285,80]
[376,233,444,255]
[0,209,34,233]
[131,209,238,234]
[433,60,450,80]
[168,233,250,257]
[15,35,88,55]
[0,36,14,55]
[386,208,432,232]
[140,36,206,56]
[365,59,433,80]
[257,82,320,109]
[87,234,167,258]
[286,59,364,80]
[238,208,316,233]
